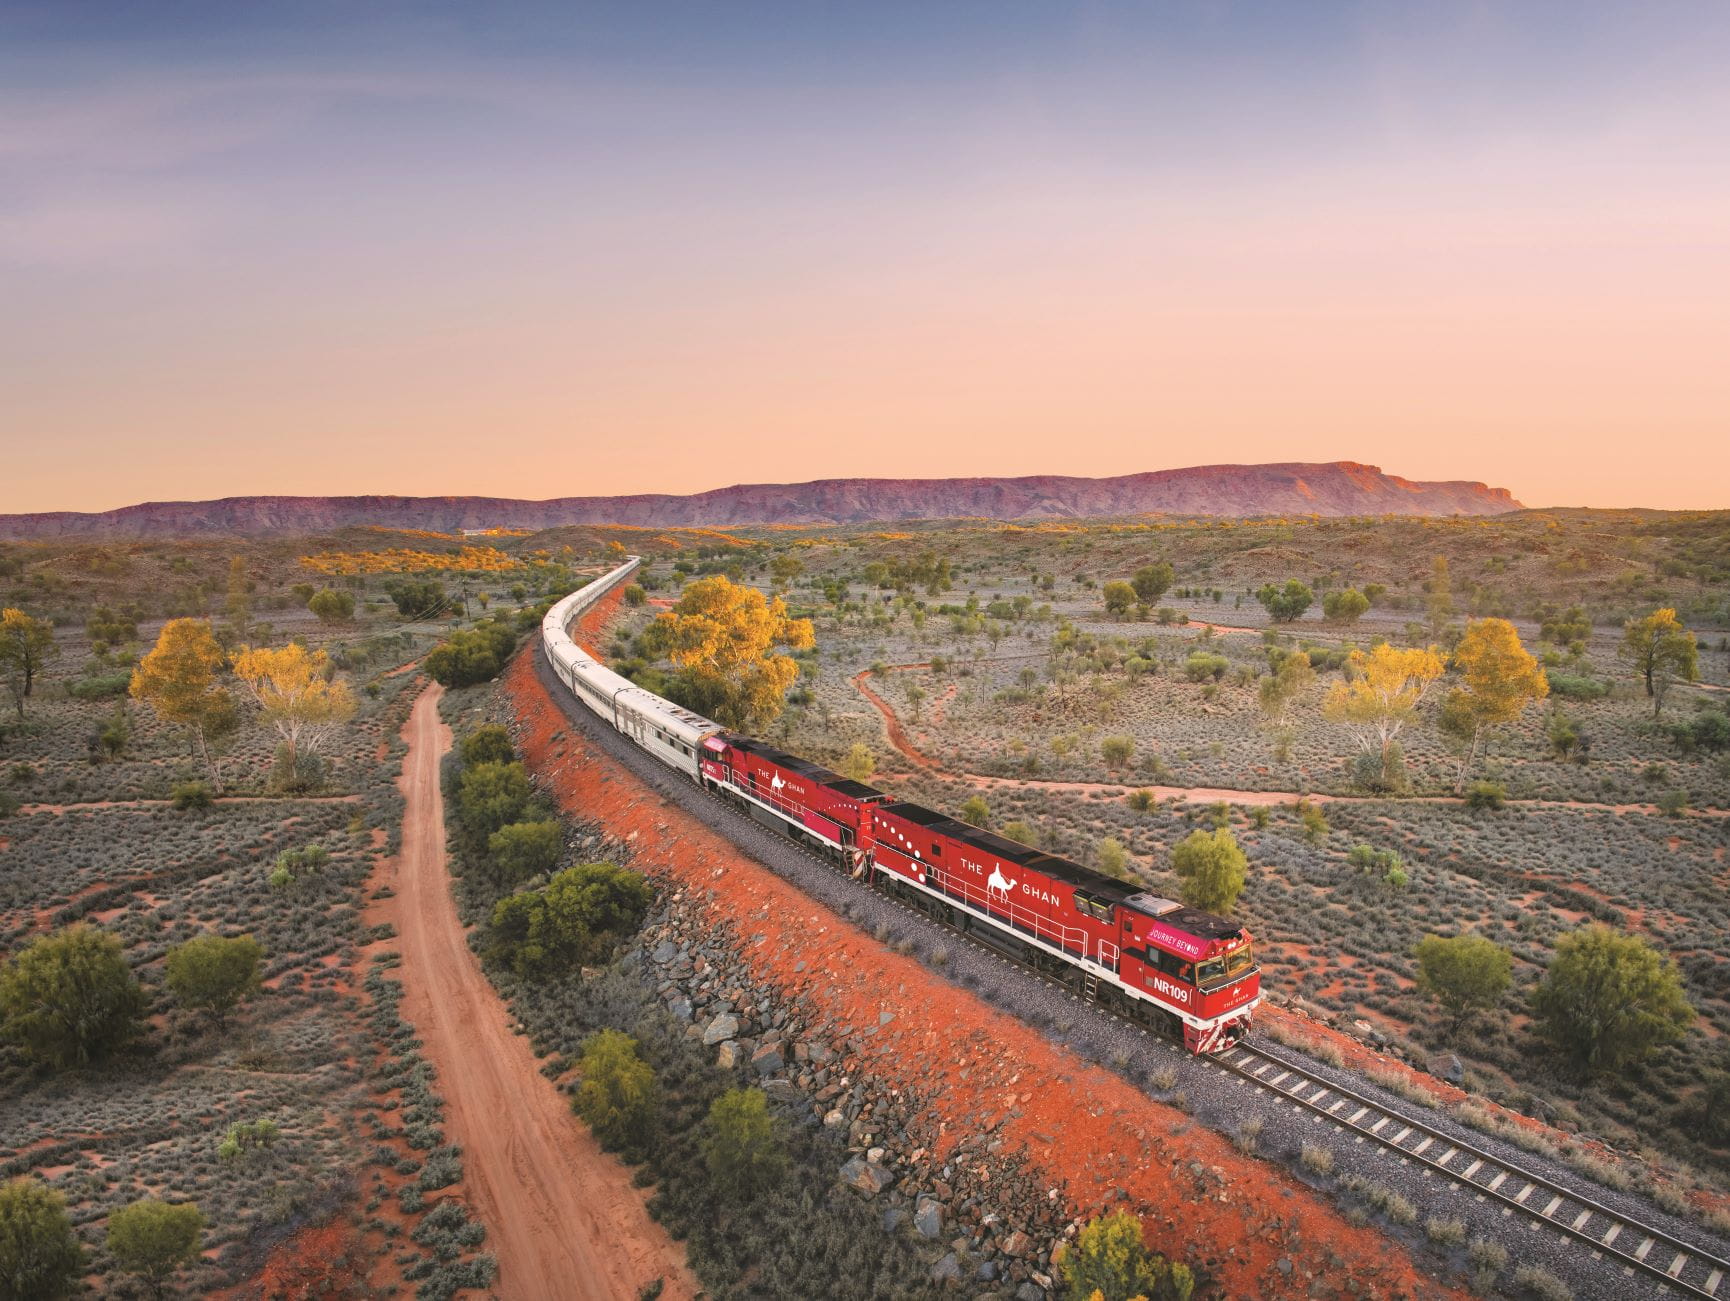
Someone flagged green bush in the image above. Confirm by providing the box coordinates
[1531,924,1693,1073]
[573,1029,657,1159]
[308,589,356,623]
[0,924,146,1069]
[171,780,214,810]
[1056,1209,1194,1301]
[1414,933,1511,1029]
[456,761,535,840]
[0,1178,83,1299]
[1547,673,1609,700]
[1464,780,1505,811]
[165,933,264,1027]
[425,620,518,688]
[460,724,515,766]
[701,1088,787,1201]
[1182,652,1228,683]
[488,863,653,979]
[106,1198,203,1296]
[67,672,132,700]
[486,819,563,887]
[1170,827,1247,915]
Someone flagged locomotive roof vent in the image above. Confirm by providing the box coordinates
[1123,893,1184,917]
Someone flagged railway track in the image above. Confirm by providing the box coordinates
[1213,1039,1730,1298]
[537,648,1730,1300]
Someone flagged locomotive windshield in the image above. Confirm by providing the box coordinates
[1196,945,1256,990]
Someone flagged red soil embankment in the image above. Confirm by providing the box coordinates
[504,648,1462,1299]
[372,684,698,1301]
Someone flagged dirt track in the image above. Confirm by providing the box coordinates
[379,684,697,1301]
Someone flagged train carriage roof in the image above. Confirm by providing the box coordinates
[878,801,1243,942]
[723,734,884,800]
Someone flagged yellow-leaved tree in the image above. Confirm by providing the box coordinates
[1323,643,1446,791]
[1439,618,1548,791]
[642,575,814,730]
[130,619,240,791]
[230,644,356,790]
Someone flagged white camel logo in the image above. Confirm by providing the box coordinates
[770,773,786,793]
[987,868,1016,901]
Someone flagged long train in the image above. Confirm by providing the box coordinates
[542,558,1260,1053]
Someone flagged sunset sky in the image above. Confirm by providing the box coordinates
[3,2,1727,514]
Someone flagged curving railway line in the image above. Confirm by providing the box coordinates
[538,560,1730,1299]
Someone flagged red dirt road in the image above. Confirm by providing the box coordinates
[377,684,698,1301]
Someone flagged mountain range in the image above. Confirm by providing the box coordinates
[0,462,1522,538]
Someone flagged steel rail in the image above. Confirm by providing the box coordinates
[1217,1040,1729,1298]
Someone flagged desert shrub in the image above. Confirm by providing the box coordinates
[0,924,146,1069]
[0,1178,83,1299]
[425,621,518,688]
[1510,1264,1572,1301]
[485,819,563,887]
[456,761,535,840]
[1424,1215,1466,1247]
[1547,673,1608,700]
[1100,734,1136,767]
[573,1029,658,1159]
[1468,1237,1508,1288]
[1297,800,1328,843]
[165,933,264,1027]
[218,1118,280,1162]
[839,742,876,782]
[1531,924,1693,1073]
[460,724,514,766]
[1233,1115,1264,1154]
[958,794,990,826]
[1464,780,1505,811]
[1096,837,1130,879]
[700,1088,787,1201]
[1656,788,1689,817]
[488,863,653,979]
[106,1198,203,1297]
[1322,588,1370,623]
[1669,708,1730,754]
[386,579,446,619]
[67,672,132,700]
[1170,827,1246,914]
[1256,579,1313,623]
[1000,820,1040,846]
[1414,933,1510,1029]
[1299,1145,1333,1175]
[1126,789,1155,813]
[171,779,214,809]
[1182,652,1228,683]
[1056,1209,1194,1301]
[308,589,356,623]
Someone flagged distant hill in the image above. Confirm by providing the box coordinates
[0,462,1521,538]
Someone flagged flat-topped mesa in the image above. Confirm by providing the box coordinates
[0,461,1524,537]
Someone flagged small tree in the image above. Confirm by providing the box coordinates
[1056,1208,1194,1301]
[1131,562,1174,605]
[1258,650,1314,733]
[457,761,536,840]
[489,863,653,978]
[1000,820,1039,847]
[0,924,145,1069]
[701,1087,786,1201]
[958,795,990,827]
[1621,608,1698,716]
[461,724,515,766]
[0,608,57,721]
[1321,588,1370,624]
[573,1029,657,1158]
[165,934,263,1028]
[1414,933,1511,1031]
[1323,643,1445,789]
[1530,925,1693,1073]
[0,1178,83,1300]
[230,643,356,788]
[1100,735,1135,769]
[386,579,446,619]
[306,589,355,623]
[640,575,814,730]
[1441,618,1549,791]
[131,619,239,792]
[487,819,563,887]
[1256,580,1313,624]
[839,743,876,783]
[106,1198,203,1299]
[1096,837,1130,878]
[1102,582,1137,617]
[1170,828,1247,915]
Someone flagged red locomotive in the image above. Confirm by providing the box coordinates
[700,732,1259,1054]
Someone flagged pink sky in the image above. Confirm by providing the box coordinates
[3,4,1727,513]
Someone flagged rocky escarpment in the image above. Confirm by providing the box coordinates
[0,462,1522,537]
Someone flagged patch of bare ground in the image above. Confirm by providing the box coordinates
[366,682,698,1301]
